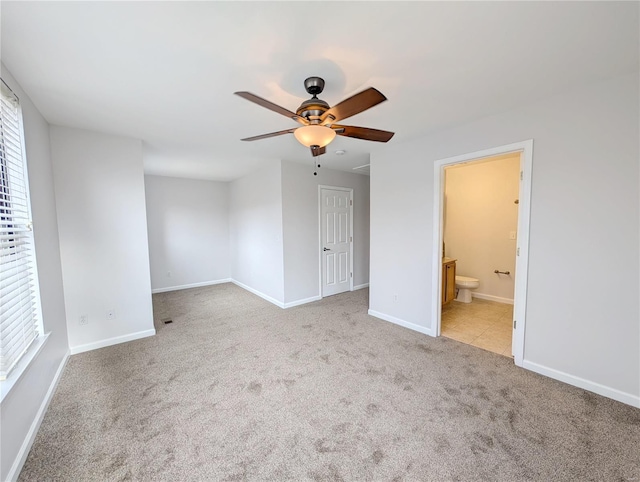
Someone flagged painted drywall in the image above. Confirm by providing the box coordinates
[281,160,370,304]
[0,64,69,482]
[444,154,520,302]
[229,161,285,304]
[370,73,639,405]
[49,126,155,352]
[144,175,230,291]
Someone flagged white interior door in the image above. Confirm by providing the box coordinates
[320,188,352,297]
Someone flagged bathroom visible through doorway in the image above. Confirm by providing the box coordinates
[431,140,533,367]
[441,153,520,356]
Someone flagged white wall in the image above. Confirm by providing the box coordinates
[444,154,520,302]
[0,65,69,481]
[281,160,370,304]
[49,126,155,353]
[229,161,285,304]
[145,175,230,291]
[370,73,639,406]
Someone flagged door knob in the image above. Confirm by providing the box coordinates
[323,247,331,251]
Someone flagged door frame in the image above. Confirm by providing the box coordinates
[430,140,533,366]
[318,185,354,298]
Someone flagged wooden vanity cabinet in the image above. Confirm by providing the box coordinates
[442,258,457,305]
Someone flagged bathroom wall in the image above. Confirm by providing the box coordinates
[444,153,520,303]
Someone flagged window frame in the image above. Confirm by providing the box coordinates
[0,77,46,401]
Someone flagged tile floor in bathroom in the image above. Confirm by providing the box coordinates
[441,297,514,357]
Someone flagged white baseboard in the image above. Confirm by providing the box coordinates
[283,296,321,309]
[151,278,231,294]
[230,280,285,309]
[353,283,369,290]
[69,329,156,355]
[368,309,434,337]
[471,292,514,304]
[6,350,70,482]
[522,359,640,408]
[230,280,326,310]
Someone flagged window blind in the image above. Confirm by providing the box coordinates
[0,79,40,381]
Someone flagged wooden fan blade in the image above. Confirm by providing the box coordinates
[321,87,387,124]
[332,125,395,142]
[235,91,308,125]
[240,128,296,141]
[310,145,326,157]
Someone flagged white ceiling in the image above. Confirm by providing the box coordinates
[2,2,638,181]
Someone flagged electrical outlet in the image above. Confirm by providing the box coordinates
[79,314,88,325]
[106,309,116,320]
[509,231,517,240]
[167,271,171,278]
[393,294,398,302]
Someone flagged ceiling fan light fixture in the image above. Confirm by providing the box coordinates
[293,125,336,148]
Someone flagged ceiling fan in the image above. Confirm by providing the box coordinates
[234,77,394,158]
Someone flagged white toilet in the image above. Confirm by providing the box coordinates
[455,275,480,303]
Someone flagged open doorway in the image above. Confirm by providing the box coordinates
[441,153,520,356]
[431,141,533,366]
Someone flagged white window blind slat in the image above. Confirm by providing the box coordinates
[1,309,36,344]
[2,312,36,344]
[0,269,33,291]
[1,333,37,375]
[0,256,31,268]
[1,279,35,304]
[0,233,31,243]
[0,78,42,381]
[2,305,36,332]
[1,291,35,320]
[2,326,37,355]
[2,333,38,367]
[0,242,33,259]
[0,256,29,271]
[1,283,35,309]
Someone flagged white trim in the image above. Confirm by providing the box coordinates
[5,349,70,482]
[283,295,322,309]
[230,279,285,309]
[151,278,231,294]
[69,329,156,355]
[431,161,446,337]
[368,309,434,337]
[471,292,514,305]
[431,140,533,366]
[522,359,640,408]
[230,280,321,309]
[513,141,534,367]
[318,185,355,298]
[353,283,369,290]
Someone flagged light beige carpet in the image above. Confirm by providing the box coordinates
[19,283,640,481]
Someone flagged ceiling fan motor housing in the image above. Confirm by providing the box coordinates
[297,77,329,122]
[296,97,329,121]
